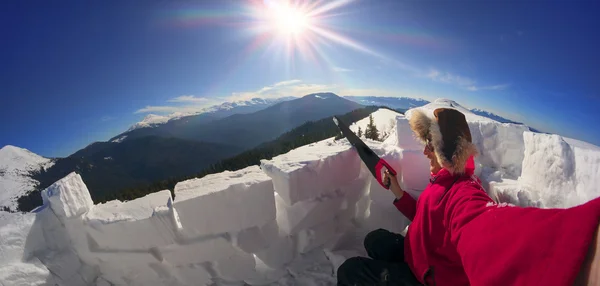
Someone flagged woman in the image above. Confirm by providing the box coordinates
[337,108,600,285]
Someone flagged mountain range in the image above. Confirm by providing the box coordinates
[1,93,533,212]
[10,93,363,210]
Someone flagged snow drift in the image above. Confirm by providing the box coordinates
[1,101,600,285]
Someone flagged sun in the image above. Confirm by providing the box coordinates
[240,0,379,72]
[268,3,310,35]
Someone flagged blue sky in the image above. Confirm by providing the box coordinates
[1,0,599,157]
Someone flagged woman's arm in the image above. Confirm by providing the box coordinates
[576,222,600,285]
[384,170,417,221]
[446,186,600,286]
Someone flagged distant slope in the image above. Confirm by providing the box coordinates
[101,106,382,202]
[110,97,296,142]
[0,146,54,211]
[469,108,522,124]
[171,92,363,149]
[344,96,429,113]
[18,137,241,211]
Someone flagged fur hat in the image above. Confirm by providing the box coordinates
[408,108,478,174]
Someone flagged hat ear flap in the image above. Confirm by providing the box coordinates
[408,109,432,143]
[433,108,477,174]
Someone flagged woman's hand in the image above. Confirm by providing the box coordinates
[384,169,404,199]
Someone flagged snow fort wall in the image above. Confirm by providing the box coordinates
[173,166,276,239]
[260,139,362,205]
[16,125,579,285]
[519,132,600,208]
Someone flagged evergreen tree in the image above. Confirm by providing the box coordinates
[357,126,363,137]
[365,114,379,141]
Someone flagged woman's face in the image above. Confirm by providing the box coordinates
[423,139,442,174]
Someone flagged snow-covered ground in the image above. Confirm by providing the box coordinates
[0,146,54,211]
[1,98,600,285]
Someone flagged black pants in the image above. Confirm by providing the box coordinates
[337,229,422,286]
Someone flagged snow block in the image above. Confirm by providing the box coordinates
[95,276,112,286]
[355,195,371,221]
[0,262,51,286]
[340,174,371,205]
[261,139,362,205]
[160,236,238,266]
[84,190,179,250]
[275,192,344,235]
[253,230,296,269]
[395,116,423,151]
[287,248,333,278]
[36,206,72,251]
[244,256,289,285]
[368,147,429,203]
[365,200,411,233]
[519,132,600,208]
[396,149,431,192]
[174,166,276,238]
[232,220,279,253]
[174,264,212,286]
[38,249,82,282]
[41,172,94,219]
[296,219,337,254]
[468,121,528,178]
[0,212,45,262]
[489,179,541,208]
[213,250,257,281]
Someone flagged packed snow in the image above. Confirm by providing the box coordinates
[1,98,600,285]
[110,136,127,143]
[0,145,54,211]
[127,114,171,132]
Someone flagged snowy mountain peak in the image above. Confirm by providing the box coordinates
[432,98,469,111]
[407,98,498,123]
[126,97,296,132]
[127,114,170,132]
[0,145,54,211]
[0,145,50,170]
[307,92,338,99]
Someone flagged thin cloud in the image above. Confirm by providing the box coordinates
[332,67,353,72]
[101,116,115,122]
[134,80,324,114]
[427,69,475,87]
[426,69,508,92]
[134,79,426,116]
[273,79,302,87]
[227,80,332,102]
[467,84,510,92]
[168,95,210,103]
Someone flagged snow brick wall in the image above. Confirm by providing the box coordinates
[4,105,600,285]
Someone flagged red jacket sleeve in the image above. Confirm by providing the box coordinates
[445,184,600,286]
[393,192,417,221]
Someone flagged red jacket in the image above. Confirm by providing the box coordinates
[394,157,600,286]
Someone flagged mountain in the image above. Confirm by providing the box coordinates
[111,97,296,143]
[180,92,362,149]
[117,92,362,150]
[100,106,382,203]
[13,93,361,211]
[344,96,429,113]
[469,108,522,124]
[0,146,54,211]
[17,137,241,211]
